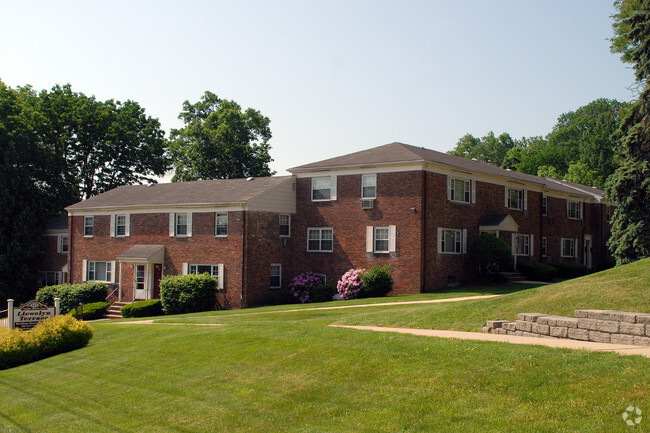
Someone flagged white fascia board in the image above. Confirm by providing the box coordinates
[67,203,248,217]
[291,163,426,178]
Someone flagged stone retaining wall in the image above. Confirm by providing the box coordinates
[484,310,650,346]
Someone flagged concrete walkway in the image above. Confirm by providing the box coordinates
[330,325,650,358]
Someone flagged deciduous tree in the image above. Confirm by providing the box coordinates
[169,91,274,181]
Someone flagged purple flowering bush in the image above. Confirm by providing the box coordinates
[337,268,365,300]
[288,272,326,303]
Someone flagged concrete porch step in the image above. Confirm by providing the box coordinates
[103,302,132,319]
[500,272,526,282]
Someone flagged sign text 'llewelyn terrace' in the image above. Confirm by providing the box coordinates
[13,300,56,330]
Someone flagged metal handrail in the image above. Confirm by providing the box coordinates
[105,287,119,301]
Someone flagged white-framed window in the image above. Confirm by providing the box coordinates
[506,187,525,210]
[361,174,377,199]
[366,225,396,253]
[516,234,531,256]
[567,200,582,219]
[311,176,336,201]
[86,261,112,282]
[449,177,471,203]
[216,213,228,237]
[188,264,219,277]
[57,235,68,253]
[169,212,192,237]
[111,214,130,237]
[40,271,61,287]
[375,227,389,252]
[437,228,466,254]
[176,213,188,236]
[561,238,576,258]
[279,214,290,237]
[541,237,547,257]
[307,228,333,252]
[185,263,224,290]
[542,196,548,216]
[270,264,281,288]
[84,216,94,237]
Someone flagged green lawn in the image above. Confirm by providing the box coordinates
[0,259,649,432]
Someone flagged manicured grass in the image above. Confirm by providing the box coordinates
[0,260,648,432]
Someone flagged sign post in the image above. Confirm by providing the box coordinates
[7,299,14,329]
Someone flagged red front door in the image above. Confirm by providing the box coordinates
[153,264,163,299]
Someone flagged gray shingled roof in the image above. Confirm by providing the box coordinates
[289,142,602,199]
[67,176,292,210]
[45,215,68,231]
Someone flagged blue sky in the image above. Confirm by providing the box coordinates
[1,1,635,176]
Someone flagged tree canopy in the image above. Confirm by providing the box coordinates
[0,81,48,302]
[18,84,169,204]
[169,91,274,181]
[0,81,169,302]
[606,0,650,264]
[449,98,628,189]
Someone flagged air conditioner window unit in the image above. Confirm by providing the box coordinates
[361,199,374,209]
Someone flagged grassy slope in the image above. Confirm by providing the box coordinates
[328,258,650,331]
[0,259,648,432]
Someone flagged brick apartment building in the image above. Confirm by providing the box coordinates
[52,142,613,309]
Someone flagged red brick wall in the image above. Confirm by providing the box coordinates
[40,235,68,272]
[292,171,424,295]
[70,211,247,308]
[241,211,293,307]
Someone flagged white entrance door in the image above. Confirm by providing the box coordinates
[134,264,147,299]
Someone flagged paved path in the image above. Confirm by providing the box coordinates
[330,325,650,358]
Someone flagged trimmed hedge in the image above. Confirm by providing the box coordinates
[467,233,514,274]
[160,274,217,315]
[0,315,94,370]
[555,263,591,279]
[361,265,393,298]
[121,299,163,318]
[36,283,108,314]
[68,301,110,320]
[517,262,558,282]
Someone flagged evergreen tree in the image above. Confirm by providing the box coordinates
[606,0,650,264]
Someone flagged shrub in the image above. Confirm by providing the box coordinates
[361,264,393,297]
[121,299,163,318]
[337,268,365,300]
[288,272,326,303]
[467,233,514,274]
[68,301,110,320]
[160,274,217,315]
[272,288,300,305]
[36,283,108,314]
[0,315,94,370]
[309,283,337,303]
[554,263,591,279]
[517,262,558,282]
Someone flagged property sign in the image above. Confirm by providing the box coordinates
[13,300,56,330]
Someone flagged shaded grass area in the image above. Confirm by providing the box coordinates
[0,321,648,433]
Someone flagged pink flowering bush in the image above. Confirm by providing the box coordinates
[288,272,325,303]
[337,268,365,300]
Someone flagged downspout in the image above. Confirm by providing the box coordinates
[241,207,247,308]
[421,170,427,292]
[537,188,548,263]
[67,213,72,284]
